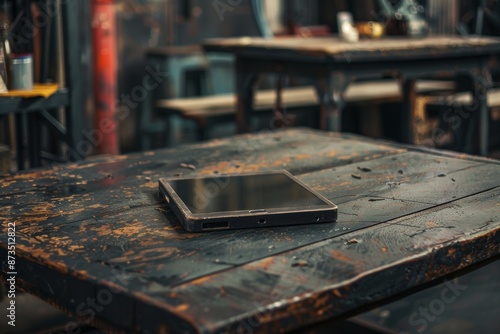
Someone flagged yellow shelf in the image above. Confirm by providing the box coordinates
[0,83,60,99]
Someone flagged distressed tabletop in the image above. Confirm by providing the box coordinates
[203,35,500,62]
[1,128,499,333]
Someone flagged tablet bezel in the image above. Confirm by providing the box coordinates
[159,170,337,232]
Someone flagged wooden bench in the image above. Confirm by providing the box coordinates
[156,80,455,146]
[426,88,500,112]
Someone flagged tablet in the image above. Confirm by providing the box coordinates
[159,170,337,232]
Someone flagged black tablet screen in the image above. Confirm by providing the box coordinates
[167,173,328,214]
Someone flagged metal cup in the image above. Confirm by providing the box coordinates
[11,54,33,90]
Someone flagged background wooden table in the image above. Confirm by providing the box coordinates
[1,128,499,333]
[203,35,500,155]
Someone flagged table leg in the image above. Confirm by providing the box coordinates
[28,113,42,168]
[462,68,491,155]
[400,78,417,144]
[479,90,489,156]
[15,113,24,171]
[272,75,292,128]
[314,73,350,131]
[473,69,491,156]
[236,58,258,133]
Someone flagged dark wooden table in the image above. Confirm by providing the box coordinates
[1,128,499,333]
[203,35,500,156]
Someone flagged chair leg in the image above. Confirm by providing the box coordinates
[15,113,25,171]
[28,113,42,168]
[167,116,183,147]
[196,123,210,142]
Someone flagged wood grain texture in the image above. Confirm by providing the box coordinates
[142,188,499,334]
[1,128,499,333]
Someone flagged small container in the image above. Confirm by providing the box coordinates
[11,53,33,90]
[356,21,385,39]
[337,12,359,43]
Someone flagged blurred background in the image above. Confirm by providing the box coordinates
[1,0,500,175]
[0,1,500,333]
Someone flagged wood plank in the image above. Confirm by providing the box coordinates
[203,36,500,62]
[426,88,500,109]
[300,151,498,205]
[1,130,404,229]
[134,187,500,333]
[1,130,400,195]
[6,163,434,289]
[7,196,425,285]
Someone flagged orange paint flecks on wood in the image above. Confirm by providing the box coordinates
[426,221,438,228]
[30,203,56,214]
[199,161,232,175]
[173,304,190,312]
[313,294,330,309]
[9,172,46,180]
[2,180,15,187]
[143,181,158,189]
[74,270,89,280]
[294,154,312,160]
[88,204,109,209]
[56,248,67,256]
[338,181,352,187]
[252,257,275,271]
[272,158,291,167]
[190,276,213,286]
[331,250,353,263]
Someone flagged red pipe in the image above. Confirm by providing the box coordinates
[91,0,119,155]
